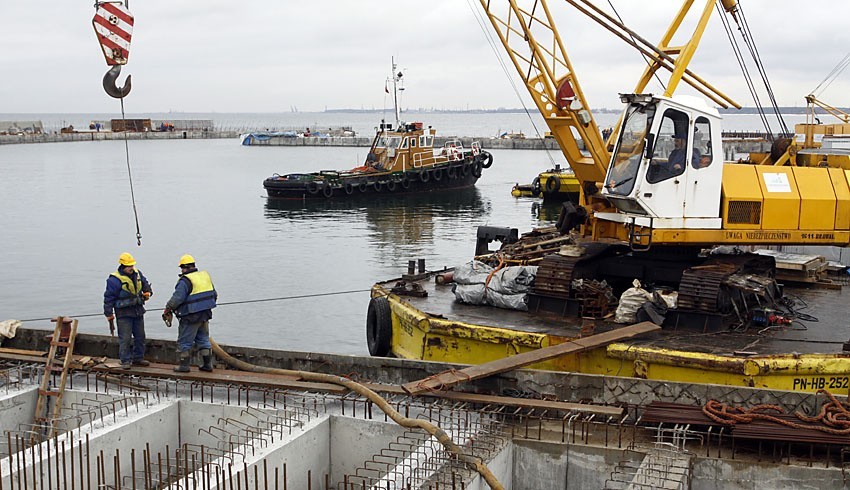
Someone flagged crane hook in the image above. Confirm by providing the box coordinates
[103,64,132,99]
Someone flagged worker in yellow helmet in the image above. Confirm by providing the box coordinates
[163,254,217,373]
[103,252,153,369]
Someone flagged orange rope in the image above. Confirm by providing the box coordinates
[702,389,850,435]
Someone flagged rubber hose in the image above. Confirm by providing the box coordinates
[209,338,504,490]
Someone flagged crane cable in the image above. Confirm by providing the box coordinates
[466,0,559,167]
[717,2,789,139]
[810,52,850,98]
[119,96,143,246]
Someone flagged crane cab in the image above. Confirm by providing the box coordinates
[600,94,724,230]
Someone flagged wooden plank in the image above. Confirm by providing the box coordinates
[0,347,47,357]
[402,322,661,395]
[369,383,623,416]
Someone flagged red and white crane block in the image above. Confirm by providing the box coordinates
[92,2,134,66]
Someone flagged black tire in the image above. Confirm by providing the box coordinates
[344,182,355,195]
[358,180,368,193]
[432,168,443,181]
[446,166,457,179]
[386,180,396,192]
[479,151,493,168]
[322,184,333,198]
[373,180,383,192]
[545,175,561,193]
[306,181,320,194]
[461,163,471,176]
[531,176,542,197]
[366,297,392,356]
[419,170,430,183]
[472,162,483,178]
[400,175,411,189]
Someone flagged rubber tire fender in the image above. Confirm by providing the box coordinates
[386,180,396,192]
[461,163,471,176]
[471,162,483,178]
[306,181,320,194]
[432,168,443,181]
[344,181,355,195]
[479,151,493,168]
[531,176,542,197]
[358,180,369,192]
[372,180,383,192]
[419,169,430,183]
[446,166,457,179]
[545,175,561,193]
[400,174,411,189]
[366,296,392,356]
[322,183,333,198]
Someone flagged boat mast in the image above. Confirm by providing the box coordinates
[391,57,403,129]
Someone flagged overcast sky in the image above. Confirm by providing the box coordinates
[2,1,849,113]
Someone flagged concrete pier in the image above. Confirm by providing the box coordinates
[0,329,846,489]
[0,130,774,155]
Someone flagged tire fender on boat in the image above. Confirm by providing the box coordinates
[419,169,430,183]
[372,180,383,192]
[306,181,321,194]
[472,162,483,178]
[531,176,541,197]
[386,180,396,192]
[322,183,334,198]
[432,168,443,181]
[344,181,355,195]
[366,296,392,356]
[479,151,493,169]
[461,163,471,176]
[400,174,411,189]
[545,175,561,193]
[446,166,457,179]
[358,180,369,193]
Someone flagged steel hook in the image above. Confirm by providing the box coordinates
[103,64,132,99]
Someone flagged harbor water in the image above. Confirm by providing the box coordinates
[0,111,819,355]
[0,136,571,355]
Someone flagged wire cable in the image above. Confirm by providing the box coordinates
[17,288,372,323]
[466,0,558,167]
[119,97,143,246]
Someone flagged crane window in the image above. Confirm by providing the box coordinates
[606,103,652,196]
[647,109,692,184]
[693,117,712,169]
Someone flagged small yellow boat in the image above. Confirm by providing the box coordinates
[512,165,581,202]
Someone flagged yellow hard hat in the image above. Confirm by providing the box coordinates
[118,252,136,266]
[178,254,196,267]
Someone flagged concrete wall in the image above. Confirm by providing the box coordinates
[0,386,38,453]
[329,416,407,483]
[509,440,629,490]
[0,400,178,489]
[691,456,845,490]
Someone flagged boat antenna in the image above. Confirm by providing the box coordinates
[390,57,404,128]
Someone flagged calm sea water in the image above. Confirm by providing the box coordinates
[0,111,814,355]
[0,133,573,354]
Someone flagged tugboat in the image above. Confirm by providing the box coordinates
[263,62,494,200]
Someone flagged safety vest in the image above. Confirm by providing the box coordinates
[110,271,143,308]
[176,271,217,317]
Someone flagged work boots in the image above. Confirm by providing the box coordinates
[199,348,213,372]
[173,353,190,373]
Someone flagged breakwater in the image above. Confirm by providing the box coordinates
[0,130,773,154]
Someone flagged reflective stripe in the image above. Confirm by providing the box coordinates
[110,271,143,308]
[176,271,217,316]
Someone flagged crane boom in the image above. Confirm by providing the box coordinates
[478,0,740,193]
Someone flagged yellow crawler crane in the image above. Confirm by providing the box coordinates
[480,0,849,249]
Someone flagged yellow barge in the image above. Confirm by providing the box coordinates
[369,267,850,394]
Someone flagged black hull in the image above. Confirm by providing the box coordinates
[264,156,490,200]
